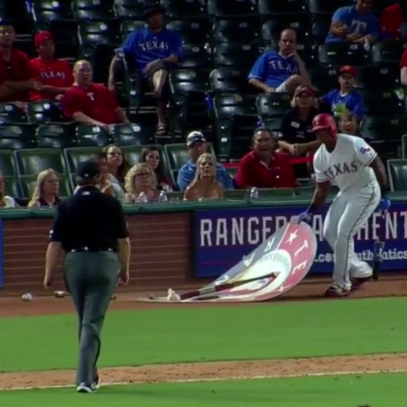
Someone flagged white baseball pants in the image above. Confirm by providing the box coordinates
[323,182,380,290]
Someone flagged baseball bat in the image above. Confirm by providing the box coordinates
[372,210,386,281]
[175,272,277,301]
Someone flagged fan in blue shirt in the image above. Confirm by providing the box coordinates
[326,0,380,44]
[248,29,311,94]
[319,66,364,120]
[108,2,185,136]
[177,131,234,192]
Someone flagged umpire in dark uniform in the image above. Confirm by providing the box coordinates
[44,159,130,394]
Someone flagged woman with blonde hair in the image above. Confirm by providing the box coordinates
[27,169,60,208]
[0,171,18,208]
[124,163,159,203]
[184,153,224,201]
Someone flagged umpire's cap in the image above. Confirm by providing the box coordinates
[76,159,100,180]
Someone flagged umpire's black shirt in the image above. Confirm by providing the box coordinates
[49,186,129,252]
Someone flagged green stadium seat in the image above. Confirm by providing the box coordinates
[73,0,115,21]
[256,93,291,119]
[402,135,407,159]
[114,0,145,20]
[387,159,407,192]
[0,104,28,124]
[64,147,100,174]
[165,143,216,172]
[19,174,72,200]
[162,0,208,19]
[14,149,67,176]
[78,21,120,49]
[0,125,36,149]
[166,191,184,201]
[76,125,114,147]
[255,188,295,199]
[224,189,248,200]
[112,124,154,146]
[0,150,17,177]
[36,124,77,149]
[360,90,403,115]
[3,176,20,198]
[31,0,75,24]
[26,101,66,124]
[207,0,257,18]
[120,20,145,41]
[121,145,170,172]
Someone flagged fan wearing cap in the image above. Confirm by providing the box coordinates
[177,131,234,192]
[30,31,73,101]
[319,66,364,120]
[326,0,379,45]
[297,114,390,297]
[109,1,185,136]
[0,22,37,103]
[62,60,129,130]
[380,1,407,41]
[45,159,130,393]
[235,127,297,189]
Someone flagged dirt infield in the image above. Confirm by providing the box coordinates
[0,275,406,390]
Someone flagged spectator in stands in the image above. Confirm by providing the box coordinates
[380,1,407,41]
[109,1,184,136]
[400,48,407,86]
[103,144,130,190]
[339,111,360,136]
[62,60,129,129]
[326,0,379,45]
[124,163,159,203]
[140,146,173,191]
[27,169,61,208]
[177,131,234,192]
[0,171,18,208]
[235,127,297,189]
[91,152,125,201]
[319,66,364,120]
[248,29,311,95]
[0,22,37,104]
[30,31,73,101]
[184,153,224,201]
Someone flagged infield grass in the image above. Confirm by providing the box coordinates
[0,297,405,405]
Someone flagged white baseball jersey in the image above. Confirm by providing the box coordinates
[313,133,378,192]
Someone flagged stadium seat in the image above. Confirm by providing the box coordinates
[213,19,261,44]
[0,125,37,150]
[167,20,210,45]
[403,135,407,159]
[76,125,114,147]
[181,44,212,71]
[387,159,407,192]
[165,143,216,172]
[54,42,79,63]
[64,147,100,174]
[14,149,67,176]
[254,188,295,198]
[311,16,331,42]
[0,104,28,125]
[307,65,339,94]
[0,150,17,177]
[42,21,79,48]
[113,0,145,20]
[209,68,248,94]
[120,20,146,40]
[258,0,306,15]
[112,123,154,146]
[85,44,118,84]
[214,43,260,69]
[213,93,257,160]
[19,174,72,199]
[162,0,208,19]
[354,65,399,91]
[78,21,121,49]
[31,0,75,24]
[260,15,311,43]
[26,101,66,124]
[308,0,353,15]
[73,0,115,21]
[371,41,407,67]
[256,93,291,119]
[318,43,370,67]
[36,124,77,148]
[207,0,257,18]
[360,90,404,115]
[4,176,21,198]
[224,189,248,200]
[120,145,167,168]
[1,0,33,38]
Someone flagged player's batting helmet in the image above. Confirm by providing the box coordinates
[312,113,338,137]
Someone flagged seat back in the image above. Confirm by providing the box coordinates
[213,19,261,44]
[64,147,100,174]
[73,0,115,21]
[167,20,210,45]
[0,104,28,124]
[75,125,114,147]
[387,159,407,192]
[162,0,208,19]
[36,124,77,149]
[207,0,257,18]
[0,150,17,177]
[26,101,66,124]
[256,93,291,118]
[214,93,257,118]
[318,43,370,67]
[258,0,306,14]
[112,124,154,146]
[210,68,247,93]
[15,148,67,175]
[0,125,36,149]
[214,43,260,69]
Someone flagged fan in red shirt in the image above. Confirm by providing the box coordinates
[0,23,37,103]
[235,127,297,189]
[62,60,129,130]
[380,2,407,41]
[30,31,73,101]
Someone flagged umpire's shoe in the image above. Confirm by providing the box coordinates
[77,383,97,393]
[325,285,351,298]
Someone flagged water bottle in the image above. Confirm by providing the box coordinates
[250,187,259,199]
[137,192,148,203]
[158,191,168,202]
[363,37,370,52]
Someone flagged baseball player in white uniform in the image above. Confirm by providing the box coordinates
[298,113,391,297]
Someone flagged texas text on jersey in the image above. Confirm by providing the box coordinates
[313,133,378,192]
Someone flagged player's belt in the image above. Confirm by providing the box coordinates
[70,247,115,253]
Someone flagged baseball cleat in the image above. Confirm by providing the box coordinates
[77,383,96,393]
[351,276,372,292]
[325,285,351,298]
[93,374,100,390]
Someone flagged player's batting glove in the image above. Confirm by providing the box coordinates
[298,211,312,224]
[378,197,391,211]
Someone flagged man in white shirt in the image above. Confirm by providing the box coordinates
[298,114,391,297]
